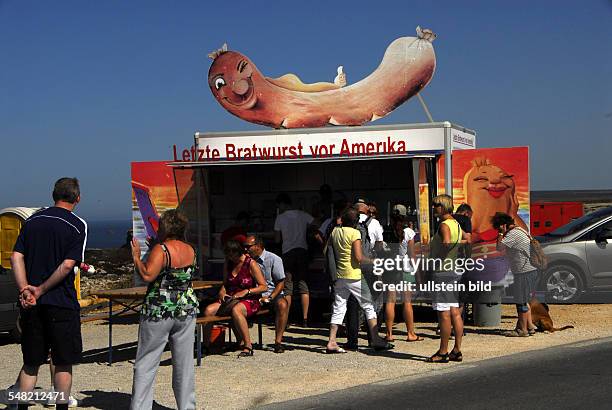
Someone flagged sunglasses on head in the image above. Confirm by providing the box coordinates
[432,202,442,207]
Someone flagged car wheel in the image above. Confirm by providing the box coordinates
[541,264,584,303]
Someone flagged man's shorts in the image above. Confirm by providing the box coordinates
[20,305,83,366]
[282,248,309,295]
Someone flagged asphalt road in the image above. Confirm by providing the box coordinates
[261,337,612,410]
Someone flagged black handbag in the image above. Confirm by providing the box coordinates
[216,297,241,316]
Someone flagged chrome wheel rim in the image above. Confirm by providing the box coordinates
[546,269,579,302]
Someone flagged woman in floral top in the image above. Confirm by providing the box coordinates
[130,209,199,410]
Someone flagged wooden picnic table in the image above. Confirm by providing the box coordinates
[91,280,223,365]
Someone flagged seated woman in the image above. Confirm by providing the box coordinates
[203,240,267,357]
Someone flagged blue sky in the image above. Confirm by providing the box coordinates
[1,0,611,220]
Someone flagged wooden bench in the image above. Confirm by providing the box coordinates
[194,309,271,366]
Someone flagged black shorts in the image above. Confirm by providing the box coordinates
[282,248,309,295]
[20,305,82,366]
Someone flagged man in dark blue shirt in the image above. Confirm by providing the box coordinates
[11,177,87,410]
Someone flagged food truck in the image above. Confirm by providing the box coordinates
[132,122,481,287]
[131,30,531,322]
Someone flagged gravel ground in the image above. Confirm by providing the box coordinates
[1,303,611,409]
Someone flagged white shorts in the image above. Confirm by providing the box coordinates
[432,302,460,312]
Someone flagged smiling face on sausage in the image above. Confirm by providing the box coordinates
[468,164,515,201]
[465,160,519,237]
[208,51,258,110]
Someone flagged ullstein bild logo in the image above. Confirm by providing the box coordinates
[453,133,474,147]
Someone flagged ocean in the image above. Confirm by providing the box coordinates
[86,220,132,249]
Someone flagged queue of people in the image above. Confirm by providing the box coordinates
[9,178,540,410]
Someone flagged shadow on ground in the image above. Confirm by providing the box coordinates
[79,390,173,409]
[81,341,139,364]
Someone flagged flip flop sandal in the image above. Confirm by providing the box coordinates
[426,351,449,363]
[449,350,463,362]
[237,346,254,358]
[504,329,529,337]
[325,347,347,354]
[406,336,424,342]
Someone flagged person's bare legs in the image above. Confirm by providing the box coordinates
[17,364,39,392]
[384,291,397,341]
[526,305,535,330]
[366,318,388,347]
[449,307,463,353]
[327,324,340,350]
[402,291,420,341]
[300,292,309,324]
[52,365,72,405]
[274,297,289,344]
[403,303,418,340]
[437,311,452,355]
[285,293,292,322]
[517,311,529,333]
[231,304,252,352]
[329,318,385,350]
[202,302,221,347]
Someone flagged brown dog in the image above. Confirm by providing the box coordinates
[529,298,574,333]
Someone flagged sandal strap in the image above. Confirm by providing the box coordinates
[427,351,449,362]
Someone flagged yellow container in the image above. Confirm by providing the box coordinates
[0,208,41,269]
[0,207,81,297]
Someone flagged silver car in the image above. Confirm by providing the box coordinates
[537,207,612,303]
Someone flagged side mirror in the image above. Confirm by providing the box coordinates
[595,227,612,243]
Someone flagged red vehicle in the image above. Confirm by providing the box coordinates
[530,202,583,236]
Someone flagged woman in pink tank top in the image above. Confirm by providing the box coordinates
[202,240,267,357]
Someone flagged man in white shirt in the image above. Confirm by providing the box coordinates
[355,198,384,255]
[274,193,316,327]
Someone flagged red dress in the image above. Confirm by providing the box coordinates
[226,256,261,317]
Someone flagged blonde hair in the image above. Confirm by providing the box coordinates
[432,194,454,215]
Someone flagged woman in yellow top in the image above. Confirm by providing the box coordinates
[427,194,467,363]
[325,207,393,353]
